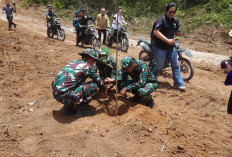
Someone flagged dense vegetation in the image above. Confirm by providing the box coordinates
[22,0,232,35]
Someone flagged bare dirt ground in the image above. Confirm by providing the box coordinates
[0,2,232,157]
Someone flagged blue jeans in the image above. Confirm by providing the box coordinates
[152,45,185,87]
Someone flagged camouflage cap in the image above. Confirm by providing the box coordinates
[120,56,135,71]
[98,47,113,63]
[79,48,98,60]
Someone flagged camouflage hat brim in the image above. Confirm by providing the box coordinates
[121,56,135,70]
[79,53,98,60]
[79,50,98,60]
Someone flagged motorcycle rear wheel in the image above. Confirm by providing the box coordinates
[57,28,66,41]
[178,57,194,81]
[92,37,101,51]
[139,50,153,65]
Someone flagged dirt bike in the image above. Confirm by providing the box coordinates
[106,25,129,52]
[47,18,66,41]
[80,25,101,51]
[138,38,194,81]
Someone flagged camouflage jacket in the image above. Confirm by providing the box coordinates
[120,58,157,92]
[96,55,117,80]
[52,59,106,94]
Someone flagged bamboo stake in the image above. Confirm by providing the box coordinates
[115,4,119,115]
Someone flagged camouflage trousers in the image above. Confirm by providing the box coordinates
[53,82,97,106]
[118,80,157,99]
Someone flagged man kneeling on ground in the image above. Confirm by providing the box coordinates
[118,56,158,108]
[52,49,106,117]
[96,47,118,91]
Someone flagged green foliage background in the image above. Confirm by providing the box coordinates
[22,0,232,34]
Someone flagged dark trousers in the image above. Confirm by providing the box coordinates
[47,20,53,37]
[98,29,107,44]
[76,27,86,44]
[228,91,232,114]
[7,16,16,29]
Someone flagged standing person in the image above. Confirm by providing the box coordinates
[52,49,106,117]
[118,56,158,108]
[224,61,232,114]
[2,1,16,31]
[151,2,186,91]
[107,8,127,46]
[96,8,109,44]
[45,5,58,37]
[73,10,80,46]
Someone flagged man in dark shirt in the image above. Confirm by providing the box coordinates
[76,9,95,47]
[151,2,186,91]
[2,1,16,30]
[45,5,58,37]
[225,61,232,114]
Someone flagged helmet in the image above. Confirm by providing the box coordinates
[48,5,52,9]
[79,9,86,13]
[79,48,98,60]
[120,56,135,71]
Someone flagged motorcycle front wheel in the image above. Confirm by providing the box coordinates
[178,57,194,81]
[92,37,101,51]
[105,35,112,47]
[120,35,129,52]
[57,28,66,41]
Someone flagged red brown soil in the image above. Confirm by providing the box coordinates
[0,2,232,157]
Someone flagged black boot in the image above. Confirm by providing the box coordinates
[145,96,154,109]
[60,105,76,114]
[75,102,95,118]
[130,93,141,102]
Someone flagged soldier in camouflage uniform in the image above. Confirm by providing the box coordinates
[119,56,158,108]
[96,47,118,90]
[52,49,106,116]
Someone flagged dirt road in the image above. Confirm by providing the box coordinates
[0,3,232,157]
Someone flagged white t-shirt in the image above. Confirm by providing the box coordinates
[112,14,126,29]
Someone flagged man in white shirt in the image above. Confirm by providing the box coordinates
[107,8,127,46]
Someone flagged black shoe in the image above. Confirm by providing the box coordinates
[14,24,17,28]
[145,97,154,109]
[75,102,95,118]
[78,102,89,110]
[60,105,76,114]
[129,94,141,102]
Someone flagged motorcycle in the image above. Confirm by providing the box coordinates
[80,25,101,51]
[47,18,66,41]
[106,25,129,52]
[138,38,194,81]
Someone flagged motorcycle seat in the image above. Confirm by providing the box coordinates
[139,38,152,47]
